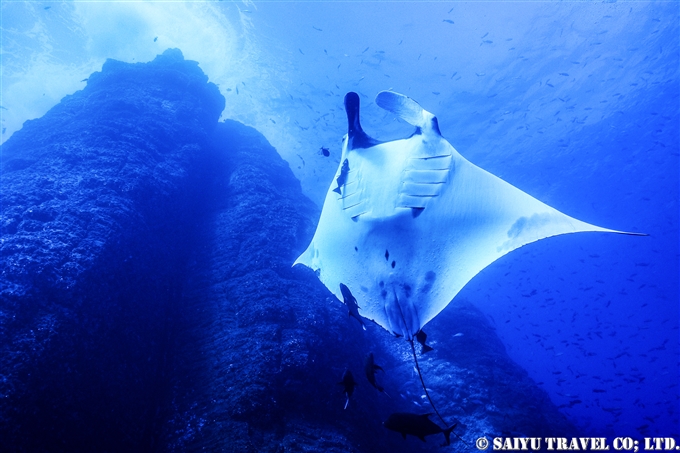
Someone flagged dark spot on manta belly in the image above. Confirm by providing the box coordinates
[385,249,389,260]
[391,261,396,268]
[379,281,384,288]
[381,289,387,299]
[507,213,552,238]
[354,246,358,251]
[403,284,412,297]
[420,271,436,293]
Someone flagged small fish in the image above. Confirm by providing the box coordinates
[153,36,158,42]
[559,72,569,76]
[448,7,454,13]
[443,19,454,24]
[339,282,365,329]
[312,26,322,32]
[384,413,457,446]
[415,330,433,353]
[481,32,489,39]
[236,86,239,95]
[319,147,330,157]
[339,369,357,409]
[333,159,350,194]
[365,353,385,392]
[362,47,369,54]
[44,6,51,10]
[80,78,88,83]
[299,48,304,55]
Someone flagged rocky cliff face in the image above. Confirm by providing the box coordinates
[0,48,224,451]
[0,49,576,452]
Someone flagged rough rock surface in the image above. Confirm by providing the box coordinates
[0,48,224,451]
[1,48,577,452]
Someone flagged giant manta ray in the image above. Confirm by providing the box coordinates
[295,91,641,342]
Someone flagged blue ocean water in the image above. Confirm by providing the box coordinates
[2,0,678,444]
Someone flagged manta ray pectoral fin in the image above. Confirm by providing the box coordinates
[375,91,441,135]
[292,243,313,269]
[609,230,648,237]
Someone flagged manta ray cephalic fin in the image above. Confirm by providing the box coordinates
[375,90,441,135]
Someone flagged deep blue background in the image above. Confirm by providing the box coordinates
[2,0,678,440]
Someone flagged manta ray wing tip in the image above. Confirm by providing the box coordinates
[622,230,648,236]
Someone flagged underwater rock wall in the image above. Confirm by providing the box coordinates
[0,49,576,452]
[159,119,394,452]
[0,49,224,451]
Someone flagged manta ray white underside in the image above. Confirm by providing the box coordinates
[295,91,640,340]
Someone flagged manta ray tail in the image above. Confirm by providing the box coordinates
[408,339,446,426]
[408,343,470,447]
